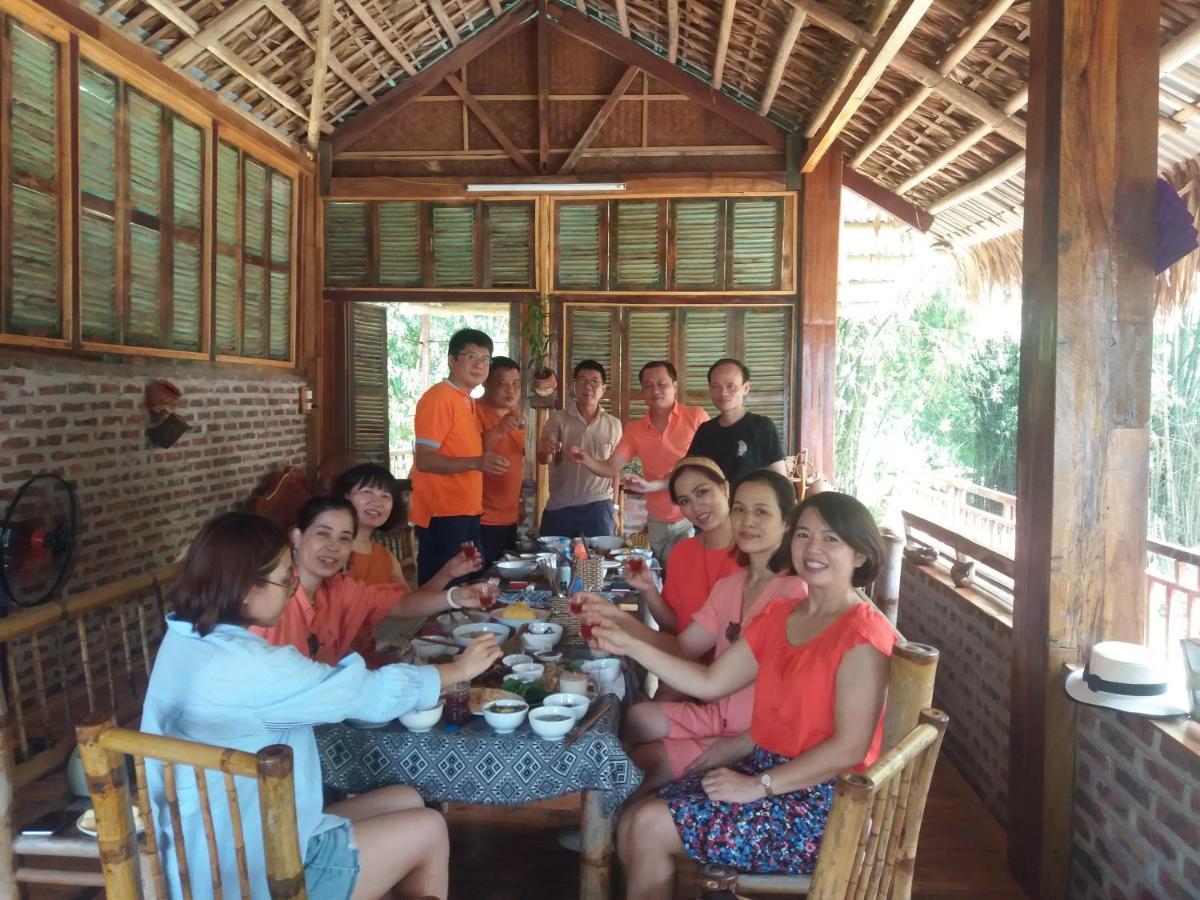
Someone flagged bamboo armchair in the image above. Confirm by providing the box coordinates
[697,641,946,899]
[0,563,176,895]
[75,714,307,900]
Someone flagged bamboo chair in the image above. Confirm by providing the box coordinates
[696,641,945,899]
[74,714,307,900]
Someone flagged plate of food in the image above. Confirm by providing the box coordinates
[77,806,145,838]
[469,686,524,715]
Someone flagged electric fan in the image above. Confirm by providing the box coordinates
[0,473,80,608]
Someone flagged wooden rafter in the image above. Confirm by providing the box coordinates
[341,0,419,76]
[162,0,265,70]
[262,0,374,105]
[804,0,897,137]
[759,3,808,115]
[560,65,639,174]
[489,0,503,15]
[711,0,737,89]
[801,0,932,173]
[850,0,1016,168]
[445,73,537,173]
[927,151,1023,214]
[666,0,679,63]
[428,0,462,47]
[615,0,630,37]
[842,165,932,232]
[307,0,334,150]
[331,1,534,152]
[538,0,550,172]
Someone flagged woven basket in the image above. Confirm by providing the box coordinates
[628,532,651,550]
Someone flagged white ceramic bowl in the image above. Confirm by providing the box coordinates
[496,559,536,578]
[482,699,528,733]
[452,621,511,647]
[542,692,590,722]
[398,703,443,733]
[520,621,564,652]
[528,705,576,740]
[586,535,625,552]
[510,662,545,683]
[412,638,462,660]
[436,609,490,632]
[502,653,533,669]
[582,657,622,690]
[537,535,569,547]
[346,716,392,729]
[533,649,563,664]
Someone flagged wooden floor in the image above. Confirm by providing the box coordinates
[27,758,1026,899]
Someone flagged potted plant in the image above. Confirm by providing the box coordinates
[522,298,558,403]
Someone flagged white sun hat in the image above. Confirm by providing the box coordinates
[1064,641,1189,718]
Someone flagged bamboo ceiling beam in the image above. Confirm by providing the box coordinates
[560,65,639,174]
[489,0,504,15]
[615,0,630,37]
[445,73,537,173]
[711,0,737,89]
[804,0,897,137]
[842,165,932,231]
[666,0,679,62]
[428,0,462,47]
[801,0,932,173]
[575,0,587,11]
[850,0,1016,167]
[307,0,334,150]
[332,1,533,151]
[537,0,550,172]
[261,0,374,106]
[800,0,1025,148]
[926,150,1023,214]
[162,0,265,69]
[758,2,808,115]
[341,0,419,76]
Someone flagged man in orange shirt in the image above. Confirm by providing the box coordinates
[476,356,525,567]
[411,328,509,585]
[575,360,708,564]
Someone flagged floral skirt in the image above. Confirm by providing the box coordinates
[658,746,835,874]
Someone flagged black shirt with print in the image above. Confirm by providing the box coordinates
[686,411,785,487]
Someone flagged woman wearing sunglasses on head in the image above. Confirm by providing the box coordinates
[142,511,502,899]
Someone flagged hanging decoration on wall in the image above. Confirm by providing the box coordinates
[145,379,190,448]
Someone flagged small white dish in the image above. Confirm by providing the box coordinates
[76,806,145,838]
[412,637,462,660]
[496,559,536,578]
[436,609,489,631]
[542,692,590,721]
[482,699,529,734]
[533,649,563,664]
[502,653,533,669]
[510,662,545,683]
[586,535,625,552]
[520,621,564,652]
[399,703,444,733]
[528,705,576,740]
[452,622,511,647]
[582,657,621,690]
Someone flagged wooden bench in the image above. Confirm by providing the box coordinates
[0,563,177,895]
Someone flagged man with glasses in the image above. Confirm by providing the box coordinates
[411,328,509,584]
[574,360,708,564]
[537,360,623,537]
[688,358,787,485]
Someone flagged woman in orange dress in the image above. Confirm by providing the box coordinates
[591,492,896,897]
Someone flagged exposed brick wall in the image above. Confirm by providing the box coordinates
[897,562,1011,823]
[1071,709,1200,900]
[0,354,306,597]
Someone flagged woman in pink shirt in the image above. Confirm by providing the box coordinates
[584,470,805,794]
[254,496,488,665]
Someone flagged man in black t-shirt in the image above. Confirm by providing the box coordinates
[687,358,788,486]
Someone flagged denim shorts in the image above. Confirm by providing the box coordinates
[305,820,360,900]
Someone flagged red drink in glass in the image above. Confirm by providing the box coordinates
[443,683,471,725]
[461,542,478,560]
[569,447,585,462]
[569,594,585,616]
[627,557,646,576]
[581,622,596,643]
[478,582,497,611]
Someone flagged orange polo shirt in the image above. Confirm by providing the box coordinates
[410,380,484,528]
[250,573,406,665]
[614,403,709,522]
[476,404,525,526]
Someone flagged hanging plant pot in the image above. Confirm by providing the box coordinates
[529,367,558,408]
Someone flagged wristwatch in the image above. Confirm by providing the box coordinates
[760,773,774,798]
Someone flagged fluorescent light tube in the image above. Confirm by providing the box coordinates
[466,182,627,193]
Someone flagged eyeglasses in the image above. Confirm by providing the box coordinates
[575,377,604,388]
[456,352,493,366]
[262,570,300,593]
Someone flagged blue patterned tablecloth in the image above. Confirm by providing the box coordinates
[316,698,642,814]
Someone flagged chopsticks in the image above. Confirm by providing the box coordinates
[412,635,460,650]
[563,695,614,749]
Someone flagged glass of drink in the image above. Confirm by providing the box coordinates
[478,580,498,611]
[627,556,646,577]
[553,441,564,465]
[461,541,478,561]
[443,681,471,726]
[581,621,596,643]
[569,594,585,616]
[569,447,586,462]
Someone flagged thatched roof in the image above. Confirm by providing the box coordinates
[82,0,1200,277]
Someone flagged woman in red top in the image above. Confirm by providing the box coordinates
[592,491,896,897]
[625,457,741,633]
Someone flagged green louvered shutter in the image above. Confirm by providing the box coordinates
[566,306,617,414]
[171,118,203,351]
[672,199,722,290]
[742,306,791,446]
[681,309,728,411]
[485,202,532,287]
[431,204,476,287]
[556,203,602,289]
[268,171,292,360]
[215,143,239,354]
[324,200,368,285]
[377,201,420,286]
[348,304,390,462]
[729,198,781,290]
[79,64,118,343]
[625,309,672,421]
[612,201,662,290]
[242,158,267,357]
[7,23,60,337]
[126,90,162,346]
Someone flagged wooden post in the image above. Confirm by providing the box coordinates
[794,135,840,479]
[0,691,18,898]
[255,744,306,900]
[875,527,905,625]
[1011,1,1159,897]
[75,714,143,900]
[579,789,612,900]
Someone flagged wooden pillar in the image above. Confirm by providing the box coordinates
[1010,1,1158,897]
[793,135,840,479]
